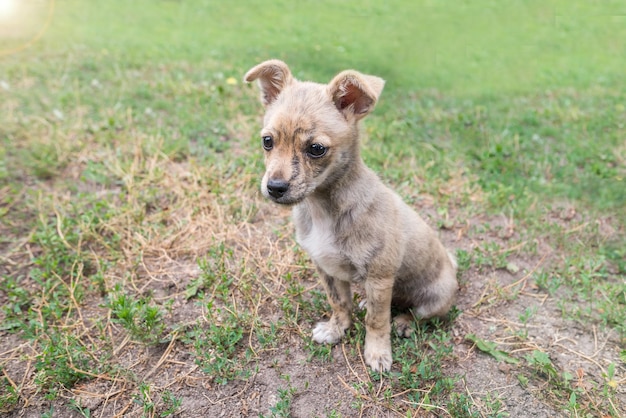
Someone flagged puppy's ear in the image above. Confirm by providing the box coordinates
[328,70,385,120]
[244,60,294,107]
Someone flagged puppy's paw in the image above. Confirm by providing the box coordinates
[393,314,414,338]
[364,339,392,372]
[312,321,345,344]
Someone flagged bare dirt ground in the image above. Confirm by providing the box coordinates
[2,185,623,417]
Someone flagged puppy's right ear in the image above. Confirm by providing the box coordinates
[244,60,293,107]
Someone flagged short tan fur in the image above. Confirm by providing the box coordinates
[245,60,458,371]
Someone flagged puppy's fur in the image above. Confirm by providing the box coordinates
[244,60,458,371]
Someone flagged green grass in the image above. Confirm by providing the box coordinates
[1,0,625,416]
[26,0,626,94]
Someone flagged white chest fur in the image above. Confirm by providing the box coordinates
[294,201,353,282]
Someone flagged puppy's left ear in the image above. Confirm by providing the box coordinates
[244,60,294,107]
[328,70,385,120]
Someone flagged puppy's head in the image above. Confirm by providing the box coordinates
[244,60,384,205]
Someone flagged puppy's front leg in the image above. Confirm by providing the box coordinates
[363,278,393,372]
[312,271,352,344]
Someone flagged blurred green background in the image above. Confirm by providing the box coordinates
[3,0,626,94]
[1,0,624,218]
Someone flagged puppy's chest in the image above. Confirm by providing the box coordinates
[294,208,357,282]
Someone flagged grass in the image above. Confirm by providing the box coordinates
[1,0,625,416]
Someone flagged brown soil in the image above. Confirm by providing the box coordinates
[2,195,624,418]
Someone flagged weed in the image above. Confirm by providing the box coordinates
[395,323,456,405]
[106,287,166,344]
[0,373,19,412]
[556,255,626,340]
[447,393,480,418]
[34,331,92,396]
[533,271,562,294]
[189,244,233,301]
[191,301,248,384]
[602,363,618,398]
[0,276,31,332]
[472,242,508,271]
[262,384,297,418]
[69,399,92,417]
[482,392,508,418]
[455,249,472,275]
[516,374,529,388]
[325,410,342,418]
[160,390,182,417]
[526,350,561,385]
[133,382,155,416]
[304,338,333,362]
[465,334,519,365]
[516,306,537,339]
[41,406,55,418]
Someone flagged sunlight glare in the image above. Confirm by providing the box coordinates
[0,0,18,20]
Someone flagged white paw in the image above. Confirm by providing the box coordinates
[312,321,344,344]
[364,340,392,372]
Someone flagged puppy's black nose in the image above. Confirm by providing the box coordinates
[267,180,289,199]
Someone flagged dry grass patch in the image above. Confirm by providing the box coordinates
[1,65,624,416]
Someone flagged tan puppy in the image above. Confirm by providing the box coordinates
[244,60,458,371]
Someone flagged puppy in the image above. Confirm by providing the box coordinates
[244,60,458,371]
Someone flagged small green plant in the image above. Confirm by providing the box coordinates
[160,390,182,417]
[534,271,562,294]
[69,399,92,417]
[447,392,480,418]
[262,384,297,418]
[466,334,519,365]
[41,406,55,418]
[472,242,508,271]
[22,142,66,180]
[191,301,248,384]
[521,349,600,415]
[482,392,509,418]
[516,306,537,339]
[277,272,312,325]
[0,276,31,332]
[106,287,166,344]
[395,323,456,407]
[566,391,579,416]
[304,337,333,362]
[518,306,537,324]
[33,330,92,396]
[602,363,618,397]
[526,350,560,383]
[0,373,19,413]
[517,374,529,388]
[455,249,472,274]
[187,244,234,301]
[133,382,155,416]
[256,322,280,349]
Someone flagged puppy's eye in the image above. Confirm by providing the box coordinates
[307,143,327,158]
[262,136,273,151]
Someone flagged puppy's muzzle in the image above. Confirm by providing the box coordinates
[266,179,289,199]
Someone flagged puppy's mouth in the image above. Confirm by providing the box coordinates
[265,193,304,206]
[269,196,304,206]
